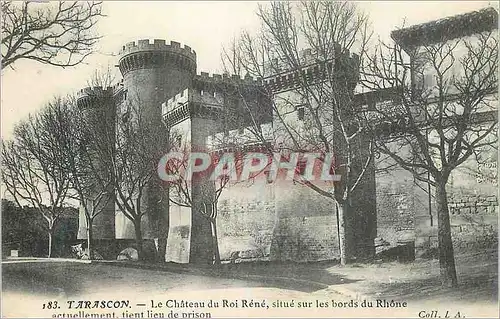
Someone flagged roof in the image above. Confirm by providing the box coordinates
[391,7,498,48]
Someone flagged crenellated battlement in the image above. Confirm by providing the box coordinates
[77,85,116,110]
[194,72,262,86]
[162,84,228,116]
[77,86,114,97]
[263,45,360,93]
[111,79,125,93]
[163,88,190,116]
[118,39,197,76]
[162,72,273,129]
[120,39,197,62]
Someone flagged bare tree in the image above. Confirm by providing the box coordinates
[78,67,170,262]
[102,93,168,261]
[1,1,103,70]
[86,63,117,88]
[363,23,498,286]
[1,99,73,257]
[66,67,119,259]
[60,94,115,260]
[222,1,373,265]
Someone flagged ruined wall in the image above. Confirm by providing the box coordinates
[448,194,498,251]
[447,148,497,251]
[375,141,498,256]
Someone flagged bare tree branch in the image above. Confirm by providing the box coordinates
[1,1,103,70]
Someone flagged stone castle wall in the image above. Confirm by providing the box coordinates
[216,181,339,262]
[272,182,338,261]
[448,194,498,250]
[374,149,498,256]
[375,165,423,247]
[82,35,497,263]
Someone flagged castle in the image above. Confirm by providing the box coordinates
[77,8,498,263]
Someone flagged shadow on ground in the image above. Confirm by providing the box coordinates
[370,273,497,303]
[350,249,498,303]
[2,262,83,297]
[3,249,496,302]
[2,260,356,297]
[209,260,361,293]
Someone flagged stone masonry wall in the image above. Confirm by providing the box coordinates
[375,162,498,256]
[272,182,338,261]
[216,180,339,262]
[376,186,416,245]
[217,182,276,261]
[448,194,498,251]
[375,163,423,247]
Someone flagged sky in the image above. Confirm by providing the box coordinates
[1,1,496,138]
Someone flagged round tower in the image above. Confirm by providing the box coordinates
[118,39,197,123]
[118,39,197,260]
[77,86,116,116]
[76,86,117,243]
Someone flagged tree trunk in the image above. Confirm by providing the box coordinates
[336,201,348,265]
[157,190,170,263]
[190,209,214,265]
[87,218,93,260]
[157,235,168,263]
[211,219,221,265]
[134,221,144,261]
[435,182,458,287]
[47,229,53,258]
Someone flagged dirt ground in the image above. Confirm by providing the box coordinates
[2,249,497,318]
[216,248,498,303]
